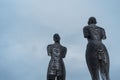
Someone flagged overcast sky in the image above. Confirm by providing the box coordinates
[0,0,120,80]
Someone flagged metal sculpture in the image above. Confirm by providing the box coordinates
[47,33,67,80]
[83,17,110,80]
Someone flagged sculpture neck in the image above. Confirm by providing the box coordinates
[55,41,60,44]
[89,24,96,27]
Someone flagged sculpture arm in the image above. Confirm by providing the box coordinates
[83,26,89,38]
[47,45,52,56]
[101,28,106,40]
[62,47,67,58]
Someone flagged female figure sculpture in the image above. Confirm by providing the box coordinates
[83,17,110,80]
[47,33,67,80]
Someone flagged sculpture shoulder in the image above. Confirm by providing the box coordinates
[83,25,89,30]
[47,44,53,49]
[61,45,67,51]
[96,26,105,30]
[84,25,105,31]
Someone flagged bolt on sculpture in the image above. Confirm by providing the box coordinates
[83,17,110,80]
[47,33,67,80]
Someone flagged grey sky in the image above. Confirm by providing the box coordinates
[0,0,120,80]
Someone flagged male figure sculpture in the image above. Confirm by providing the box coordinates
[47,33,67,80]
[83,17,110,80]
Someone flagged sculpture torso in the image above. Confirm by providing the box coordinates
[83,24,108,61]
[47,43,67,76]
[84,24,105,42]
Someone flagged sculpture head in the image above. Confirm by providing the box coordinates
[53,33,61,43]
[88,17,97,25]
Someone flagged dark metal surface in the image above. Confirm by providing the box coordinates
[83,17,110,80]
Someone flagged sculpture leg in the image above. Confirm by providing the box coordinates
[86,63,100,80]
[47,75,56,80]
[100,61,110,80]
[86,59,100,80]
[86,60,100,80]
[89,67,100,80]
